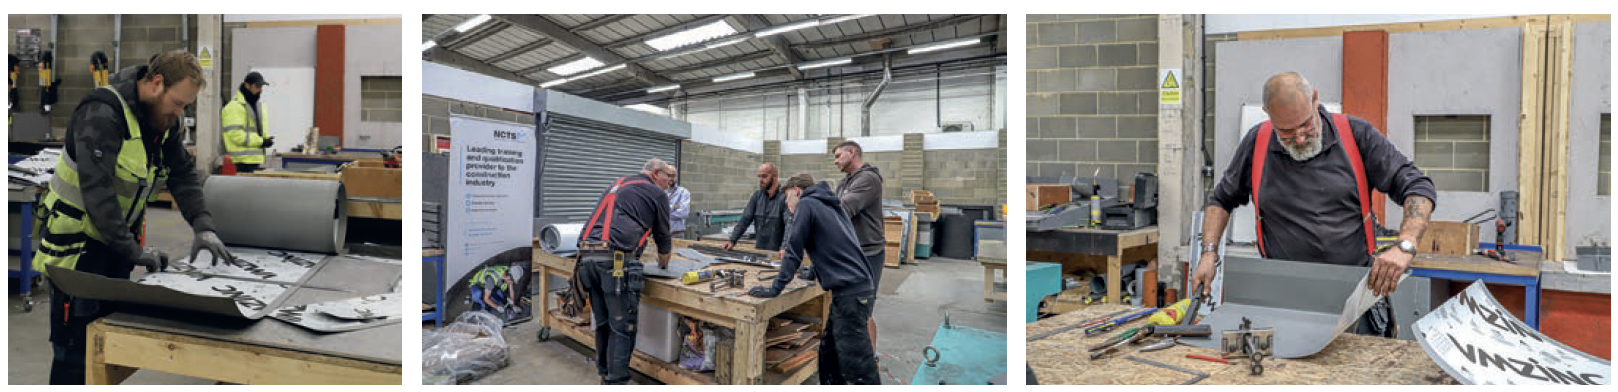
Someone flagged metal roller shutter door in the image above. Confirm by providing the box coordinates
[535,113,680,227]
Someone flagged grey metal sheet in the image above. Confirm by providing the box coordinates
[1414,280,1611,385]
[273,294,404,333]
[47,248,331,319]
[642,258,707,279]
[1180,256,1433,358]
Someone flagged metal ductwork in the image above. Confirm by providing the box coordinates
[860,53,892,137]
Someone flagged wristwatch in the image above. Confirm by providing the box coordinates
[1397,240,1418,256]
[1200,241,1219,255]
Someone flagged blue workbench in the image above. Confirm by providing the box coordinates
[1408,248,1544,329]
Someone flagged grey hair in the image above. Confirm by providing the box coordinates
[642,158,670,174]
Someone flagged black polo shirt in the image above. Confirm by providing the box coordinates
[1208,105,1438,266]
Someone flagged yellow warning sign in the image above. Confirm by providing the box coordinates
[198,46,213,69]
[1159,68,1181,105]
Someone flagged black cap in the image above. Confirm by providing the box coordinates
[244,71,269,86]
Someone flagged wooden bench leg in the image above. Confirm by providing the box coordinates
[85,322,136,385]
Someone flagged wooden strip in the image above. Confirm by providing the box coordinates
[1237,15,1549,41]
[1545,16,1574,262]
[347,201,403,220]
[92,322,399,385]
[242,18,403,28]
[1518,20,1546,249]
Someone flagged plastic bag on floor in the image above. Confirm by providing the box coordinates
[423,311,511,384]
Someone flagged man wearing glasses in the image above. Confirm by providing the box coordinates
[1192,72,1437,337]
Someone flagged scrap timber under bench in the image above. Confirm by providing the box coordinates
[1026,304,1457,385]
[532,238,830,385]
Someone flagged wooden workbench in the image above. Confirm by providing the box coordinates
[1411,252,1541,276]
[85,310,402,385]
[1026,304,1456,385]
[1026,226,1160,305]
[533,238,829,385]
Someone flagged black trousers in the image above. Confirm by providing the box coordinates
[577,255,644,385]
[234,163,261,174]
[818,294,879,385]
[1353,297,1398,338]
[864,249,885,294]
[47,240,125,385]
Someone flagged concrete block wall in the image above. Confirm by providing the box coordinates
[8,14,196,132]
[1027,14,1160,181]
[773,134,1005,208]
[421,94,535,137]
[361,76,403,122]
[679,140,762,212]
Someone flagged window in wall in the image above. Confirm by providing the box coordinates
[1601,114,1612,196]
[1413,115,1490,192]
[361,76,402,123]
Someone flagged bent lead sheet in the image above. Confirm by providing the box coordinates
[1414,280,1611,385]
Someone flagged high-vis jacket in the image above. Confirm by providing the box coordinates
[37,86,160,274]
[35,65,216,275]
[221,91,268,164]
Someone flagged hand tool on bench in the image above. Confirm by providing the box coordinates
[175,271,354,293]
[1125,355,1210,385]
[1026,308,1138,342]
[1221,317,1273,375]
[1083,308,1158,336]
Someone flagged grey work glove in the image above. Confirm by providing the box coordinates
[191,230,235,266]
[747,286,782,298]
[131,247,169,273]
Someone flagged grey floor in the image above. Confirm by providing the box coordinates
[446,255,1009,385]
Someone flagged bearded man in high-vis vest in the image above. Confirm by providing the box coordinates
[221,71,273,173]
[35,49,235,385]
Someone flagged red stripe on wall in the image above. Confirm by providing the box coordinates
[1343,30,1389,226]
[315,25,346,146]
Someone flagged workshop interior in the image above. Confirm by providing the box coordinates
[421,14,1009,385]
[1025,14,1611,385]
[8,14,405,385]
[5,10,1615,388]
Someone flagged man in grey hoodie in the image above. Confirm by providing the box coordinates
[749,173,879,384]
[833,140,884,345]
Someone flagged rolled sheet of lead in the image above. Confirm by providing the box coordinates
[540,223,584,254]
[203,175,347,254]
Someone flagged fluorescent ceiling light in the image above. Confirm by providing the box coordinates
[798,58,851,70]
[704,37,748,50]
[713,72,755,83]
[908,38,981,54]
[821,14,874,25]
[454,14,493,33]
[421,41,437,51]
[577,64,627,79]
[546,57,604,76]
[756,20,820,37]
[645,21,739,51]
[625,104,669,115]
[647,84,680,93]
[540,79,568,88]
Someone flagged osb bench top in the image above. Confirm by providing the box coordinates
[1026,304,1456,385]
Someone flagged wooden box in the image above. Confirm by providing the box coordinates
[1027,184,1071,211]
[1417,221,1480,256]
[909,190,935,205]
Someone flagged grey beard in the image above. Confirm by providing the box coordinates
[1284,133,1324,161]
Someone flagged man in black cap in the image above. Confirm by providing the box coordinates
[222,71,273,173]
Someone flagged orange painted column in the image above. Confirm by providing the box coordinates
[1343,30,1389,226]
[315,25,345,146]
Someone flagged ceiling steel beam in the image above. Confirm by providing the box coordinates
[796,15,983,50]
[653,50,775,75]
[570,14,635,33]
[602,14,731,50]
[484,38,554,65]
[734,14,804,79]
[442,22,511,51]
[492,14,674,85]
[424,47,536,86]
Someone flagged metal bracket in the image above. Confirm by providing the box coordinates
[1221,317,1273,375]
